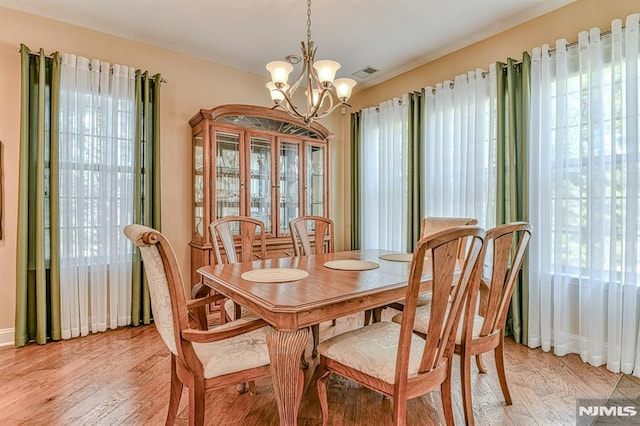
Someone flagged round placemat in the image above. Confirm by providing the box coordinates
[241,268,309,283]
[323,260,380,271]
[379,253,413,262]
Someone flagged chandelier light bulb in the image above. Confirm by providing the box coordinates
[313,60,341,86]
[334,78,357,101]
[306,88,320,106]
[266,61,294,86]
[266,82,288,104]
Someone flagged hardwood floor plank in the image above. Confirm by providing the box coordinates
[0,313,621,425]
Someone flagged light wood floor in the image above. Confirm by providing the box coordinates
[0,312,620,425]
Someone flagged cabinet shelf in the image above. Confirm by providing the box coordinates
[217,167,240,175]
[279,172,298,179]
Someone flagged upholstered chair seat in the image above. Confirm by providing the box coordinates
[192,321,270,379]
[317,321,427,384]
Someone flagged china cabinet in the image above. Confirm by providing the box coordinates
[189,104,332,286]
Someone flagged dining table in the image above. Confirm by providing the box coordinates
[197,248,438,426]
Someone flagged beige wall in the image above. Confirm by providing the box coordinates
[0,7,342,332]
[338,0,640,248]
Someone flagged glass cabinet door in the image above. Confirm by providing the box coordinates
[279,141,300,235]
[249,135,273,234]
[215,131,241,221]
[306,143,325,216]
[194,131,205,238]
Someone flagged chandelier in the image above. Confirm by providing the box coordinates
[265,0,357,126]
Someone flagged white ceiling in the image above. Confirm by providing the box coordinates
[0,0,574,89]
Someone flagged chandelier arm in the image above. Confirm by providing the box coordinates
[316,89,334,116]
[287,41,308,95]
[279,88,312,122]
[314,102,344,121]
[307,86,330,118]
[276,103,313,125]
[271,100,309,124]
[289,71,304,96]
[306,50,317,113]
[309,47,322,88]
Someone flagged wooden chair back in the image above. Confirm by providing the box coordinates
[467,222,533,341]
[289,215,334,256]
[421,217,478,259]
[124,224,192,361]
[396,226,484,391]
[209,216,266,264]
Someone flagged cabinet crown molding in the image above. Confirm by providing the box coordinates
[189,104,333,140]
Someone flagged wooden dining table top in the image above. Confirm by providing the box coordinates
[198,249,436,331]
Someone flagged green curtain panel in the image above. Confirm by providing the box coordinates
[15,45,62,346]
[350,112,361,250]
[407,90,425,251]
[496,54,531,344]
[131,71,162,326]
[16,47,162,342]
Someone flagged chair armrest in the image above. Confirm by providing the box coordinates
[191,282,213,299]
[186,293,226,309]
[181,319,269,343]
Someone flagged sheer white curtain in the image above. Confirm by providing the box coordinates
[529,14,640,375]
[59,53,136,339]
[422,68,497,229]
[360,95,409,251]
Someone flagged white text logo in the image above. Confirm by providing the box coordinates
[578,406,638,417]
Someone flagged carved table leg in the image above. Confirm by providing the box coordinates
[267,327,309,426]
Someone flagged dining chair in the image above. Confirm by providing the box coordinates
[123,224,271,425]
[289,215,335,357]
[289,215,334,256]
[384,216,479,315]
[394,221,532,426]
[316,226,485,426]
[194,216,266,325]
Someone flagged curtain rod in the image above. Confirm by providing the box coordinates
[17,49,168,83]
[503,27,618,70]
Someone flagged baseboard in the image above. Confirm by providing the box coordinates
[0,328,14,348]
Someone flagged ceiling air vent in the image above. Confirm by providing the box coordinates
[352,66,378,80]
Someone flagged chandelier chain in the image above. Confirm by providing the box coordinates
[307,0,312,46]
